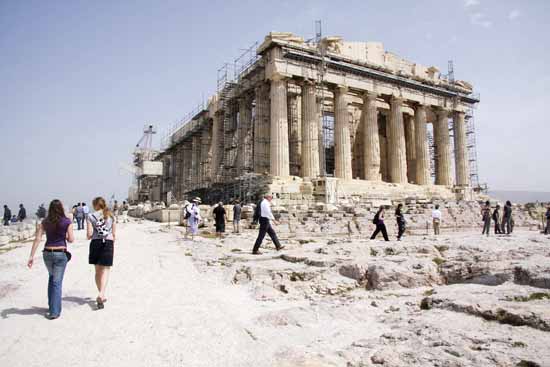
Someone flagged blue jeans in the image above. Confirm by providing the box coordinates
[43,251,68,317]
[76,217,84,230]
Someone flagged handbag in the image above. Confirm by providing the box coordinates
[65,251,72,262]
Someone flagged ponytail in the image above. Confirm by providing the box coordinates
[92,197,112,220]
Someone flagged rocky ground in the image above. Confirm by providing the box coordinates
[178,223,550,367]
[1,219,549,366]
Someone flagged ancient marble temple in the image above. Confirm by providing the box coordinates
[154,32,480,204]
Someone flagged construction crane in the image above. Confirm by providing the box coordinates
[131,124,163,203]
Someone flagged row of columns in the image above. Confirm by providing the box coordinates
[268,77,470,187]
[177,78,470,194]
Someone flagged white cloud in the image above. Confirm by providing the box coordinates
[508,9,521,20]
[470,12,493,28]
[464,0,480,7]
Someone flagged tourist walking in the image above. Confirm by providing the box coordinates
[86,197,116,310]
[75,203,85,230]
[395,204,406,241]
[481,201,491,236]
[27,199,74,320]
[502,200,513,235]
[121,201,130,223]
[432,204,442,235]
[370,206,389,241]
[82,202,90,218]
[493,205,502,234]
[233,200,242,233]
[184,198,201,241]
[252,195,284,254]
[212,202,226,239]
[544,205,550,235]
[17,204,26,222]
[112,200,119,223]
[36,203,47,220]
[3,205,11,226]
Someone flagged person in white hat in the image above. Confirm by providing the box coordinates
[184,197,202,241]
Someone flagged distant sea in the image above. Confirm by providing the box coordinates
[489,190,550,204]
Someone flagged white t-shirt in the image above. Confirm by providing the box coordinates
[432,209,442,220]
[260,199,275,220]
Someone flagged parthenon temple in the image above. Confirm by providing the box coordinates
[153,32,481,205]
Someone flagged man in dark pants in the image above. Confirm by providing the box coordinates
[17,204,26,222]
[3,205,11,226]
[481,201,491,236]
[544,205,550,235]
[492,205,502,234]
[252,195,284,254]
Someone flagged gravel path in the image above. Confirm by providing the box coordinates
[0,221,271,367]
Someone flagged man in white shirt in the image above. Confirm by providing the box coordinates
[432,204,442,235]
[252,195,284,254]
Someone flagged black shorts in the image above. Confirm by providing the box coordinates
[89,239,114,266]
[215,221,225,233]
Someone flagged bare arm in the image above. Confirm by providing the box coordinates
[28,224,44,268]
[66,223,75,243]
[86,217,93,240]
[111,220,117,242]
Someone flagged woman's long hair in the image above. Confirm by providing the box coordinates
[395,204,403,216]
[92,197,112,219]
[44,199,67,230]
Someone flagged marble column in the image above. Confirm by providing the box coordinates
[387,96,408,183]
[200,125,211,185]
[287,92,302,176]
[404,113,416,183]
[453,111,470,186]
[414,105,431,185]
[210,113,223,182]
[253,83,270,174]
[172,147,179,199]
[362,92,381,181]
[191,135,201,189]
[334,86,353,180]
[237,95,253,175]
[182,140,192,193]
[434,108,453,186]
[270,75,290,177]
[300,80,320,178]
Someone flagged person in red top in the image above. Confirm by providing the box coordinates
[28,199,74,320]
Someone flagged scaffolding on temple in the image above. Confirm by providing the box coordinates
[466,107,484,191]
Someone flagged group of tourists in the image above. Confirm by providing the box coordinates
[181,195,283,254]
[369,203,411,241]
[182,198,243,241]
[71,202,90,230]
[27,197,116,320]
[2,204,28,225]
[480,200,514,236]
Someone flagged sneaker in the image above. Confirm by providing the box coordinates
[276,246,285,251]
[252,251,262,255]
[45,313,59,320]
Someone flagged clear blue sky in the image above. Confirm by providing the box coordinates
[1,0,549,213]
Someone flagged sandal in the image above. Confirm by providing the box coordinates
[96,297,105,310]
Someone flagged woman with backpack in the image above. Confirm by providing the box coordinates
[370,206,389,241]
[395,204,406,241]
[86,197,116,310]
[27,199,75,319]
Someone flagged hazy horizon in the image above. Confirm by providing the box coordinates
[1,0,549,212]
